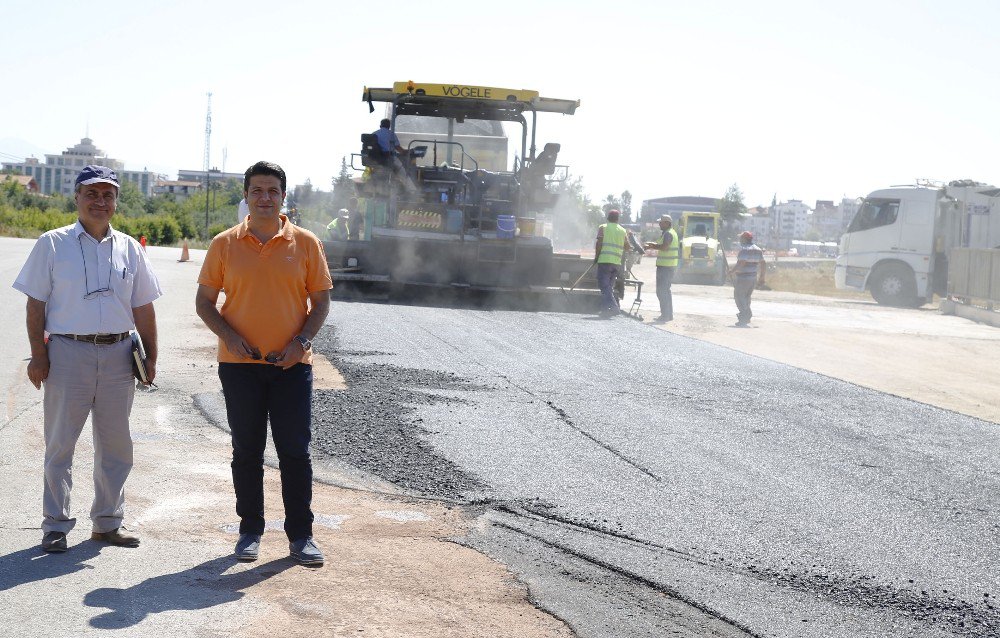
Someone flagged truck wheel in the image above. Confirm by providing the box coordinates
[870,263,919,307]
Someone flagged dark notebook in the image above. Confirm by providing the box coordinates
[131,332,151,385]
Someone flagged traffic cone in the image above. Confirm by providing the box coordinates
[139,235,147,251]
[178,239,190,263]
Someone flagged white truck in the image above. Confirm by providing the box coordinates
[835,180,1000,306]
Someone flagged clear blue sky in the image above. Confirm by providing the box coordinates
[2,0,998,208]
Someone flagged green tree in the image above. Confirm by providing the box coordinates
[115,181,146,217]
[0,175,217,243]
[172,182,240,240]
[716,183,748,244]
[600,191,633,222]
[603,194,620,213]
[330,157,355,212]
[0,177,26,204]
[221,178,244,205]
[294,179,314,207]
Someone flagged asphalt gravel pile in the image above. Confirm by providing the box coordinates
[310,345,487,499]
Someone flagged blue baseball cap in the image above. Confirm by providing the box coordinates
[76,165,120,188]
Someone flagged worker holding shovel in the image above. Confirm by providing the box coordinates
[594,209,629,318]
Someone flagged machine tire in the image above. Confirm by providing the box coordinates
[869,263,920,307]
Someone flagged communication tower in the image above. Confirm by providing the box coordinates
[203,92,212,172]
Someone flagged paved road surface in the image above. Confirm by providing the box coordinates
[314,300,1000,637]
[0,244,35,425]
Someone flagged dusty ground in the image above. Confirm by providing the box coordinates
[627,259,1000,425]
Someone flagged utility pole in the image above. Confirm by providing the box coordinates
[218,147,226,217]
[204,92,213,236]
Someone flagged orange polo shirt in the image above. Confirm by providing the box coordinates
[198,215,333,365]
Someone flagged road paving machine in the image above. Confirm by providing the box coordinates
[325,81,598,309]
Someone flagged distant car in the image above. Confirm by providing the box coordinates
[787,247,799,256]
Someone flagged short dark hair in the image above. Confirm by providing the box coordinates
[244,161,286,193]
[380,118,391,128]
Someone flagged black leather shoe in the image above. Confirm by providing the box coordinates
[235,533,261,561]
[289,537,324,566]
[42,531,67,552]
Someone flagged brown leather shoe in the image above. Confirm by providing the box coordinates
[91,527,140,547]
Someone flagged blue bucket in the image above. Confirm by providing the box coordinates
[496,215,516,239]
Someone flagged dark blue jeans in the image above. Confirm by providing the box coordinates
[218,362,314,541]
[596,263,621,312]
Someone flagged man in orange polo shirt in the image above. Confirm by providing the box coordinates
[195,161,332,566]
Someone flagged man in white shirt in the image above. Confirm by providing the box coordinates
[13,165,162,552]
[237,198,250,224]
[728,231,766,327]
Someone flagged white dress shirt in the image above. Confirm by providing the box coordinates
[238,199,250,224]
[13,221,163,335]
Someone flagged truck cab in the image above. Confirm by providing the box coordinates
[835,183,1000,307]
[835,188,937,306]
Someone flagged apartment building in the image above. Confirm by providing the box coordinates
[1,137,159,196]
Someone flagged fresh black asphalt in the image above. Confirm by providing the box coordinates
[311,299,1000,638]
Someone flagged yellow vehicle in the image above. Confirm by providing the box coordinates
[327,81,593,302]
[676,211,728,285]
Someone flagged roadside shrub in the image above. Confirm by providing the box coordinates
[115,215,182,245]
[170,210,198,239]
[156,216,182,244]
[0,205,76,235]
[208,223,229,238]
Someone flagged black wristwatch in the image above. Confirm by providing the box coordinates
[294,335,312,351]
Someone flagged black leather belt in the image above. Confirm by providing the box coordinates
[58,332,131,345]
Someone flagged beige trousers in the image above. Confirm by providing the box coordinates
[42,335,135,534]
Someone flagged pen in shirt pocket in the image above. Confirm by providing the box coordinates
[122,268,126,279]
